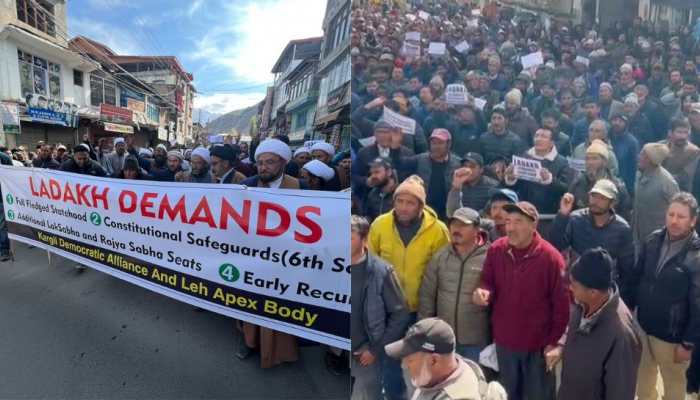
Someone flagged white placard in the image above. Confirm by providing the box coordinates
[471,9,482,16]
[445,84,469,105]
[428,42,447,56]
[512,155,542,182]
[405,31,421,41]
[358,136,376,147]
[467,18,479,28]
[567,157,586,172]
[520,51,544,70]
[406,13,416,22]
[0,166,350,349]
[418,10,430,20]
[455,40,471,54]
[402,42,421,58]
[382,107,416,136]
[574,56,590,66]
[474,98,487,110]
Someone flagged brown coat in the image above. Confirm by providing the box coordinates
[239,173,300,368]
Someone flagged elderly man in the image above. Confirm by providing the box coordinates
[384,318,505,400]
[369,175,449,399]
[104,137,127,176]
[175,147,215,183]
[634,143,679,245]
[572,119,620,176]
[446,153,499,218]
[210,144,246,184]
[474,201,569,400]
[630,192,700,400]
[557,248,642,400]
[237,138,302,369]
[418,208,490,363]
[550,179,636,306]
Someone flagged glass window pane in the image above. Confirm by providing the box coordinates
[33,56,46,69]
[33,66,46,95]
[104,81,116,105]
[90,75,103,106]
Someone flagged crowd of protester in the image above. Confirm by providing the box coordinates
[350,1,700,399]
[0,133,351,374]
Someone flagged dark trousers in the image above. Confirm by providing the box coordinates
[689,343,700,393]
[496,344,555,400]
[382,312,417,400]
[0,201,8,254]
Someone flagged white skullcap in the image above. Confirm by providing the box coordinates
[310,141,336,157]
[294,147,311,157]
[167,150,183,161]
[156,143,167,151]
[255,138,291,162]
[138,148,153,157]
[114,137,125,145]
[303,160,335,182]
[191,147,211,164]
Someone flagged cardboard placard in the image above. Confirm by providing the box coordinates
[455,40,471,54]
[512,155,542,182]
[520,51,544,70]
[428,42,447,56]
[382,107,416,136]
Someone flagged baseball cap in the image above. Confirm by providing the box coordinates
[385,318,456,359]
[461,152,484,167]
[430,128,451,142]
[589,179,618,200]
[503,201,539,221]
[450,207,480,226]
[489,188,518,204]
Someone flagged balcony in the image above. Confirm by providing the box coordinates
[286,90,318,113]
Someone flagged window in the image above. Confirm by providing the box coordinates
[295,110,307,130]
[17,49,61,99]
[15,0,55,37]
[73,70,83,86]
[90,71,117,106]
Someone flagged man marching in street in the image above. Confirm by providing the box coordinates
[237,138,303,369]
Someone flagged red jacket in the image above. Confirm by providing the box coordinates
[479,232,570,352]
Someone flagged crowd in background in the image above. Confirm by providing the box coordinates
[350,0,700,399]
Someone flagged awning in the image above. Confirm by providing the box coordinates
[652,0,700,8]
[314,109,342,126]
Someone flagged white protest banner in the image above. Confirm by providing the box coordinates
[402,42,421,58]
[446,84,469,105]
[520,51,544,70]
[418,10,430,20]
[455,40,471,54]
[471,9,482,16]
[567,157,586,173]
[512,155,542,182]
[0,167,350,349]
[474,97,487,110]
[428,42,447,56]
[358,136,376,147]
[405,31,421,41]
[382,107,416,135]
[574,56,590,66]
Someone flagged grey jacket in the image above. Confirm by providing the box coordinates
[418,234,490,346]
[633,166,679,243]
[104,152,126,176]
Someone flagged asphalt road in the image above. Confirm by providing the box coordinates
[0,243,349,400]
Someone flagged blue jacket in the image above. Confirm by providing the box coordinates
[610,131,640,193]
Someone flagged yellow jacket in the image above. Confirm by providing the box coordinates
[369,207,449,311]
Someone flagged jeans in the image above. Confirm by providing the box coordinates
[0,201,8,254]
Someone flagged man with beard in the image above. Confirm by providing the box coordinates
[151,151,184,182]
[550,179,636,306]
[568,139,631,219]
[597,82,624,123]
[572,98,602,148]
[614,64,637,100]
[635,84,669,141]
[149,144,168,175]
[624,93,655,146]
[609,113,640,193]
[292,147,311,168]
[384,318,500,400]
[300,159,339,191]
[32,144,60,169]
[479,108,527,166]
[689,105,700,146]
[104,137,127,176]
[474,201,569,400]
[237,138,302,369]
[210,144,246,184]
[662,118,700,192]
[660,69,684,98]
[634,143,679,246]
[502,89,538,146]
[364,157,398,223]
[175,147,215,183]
